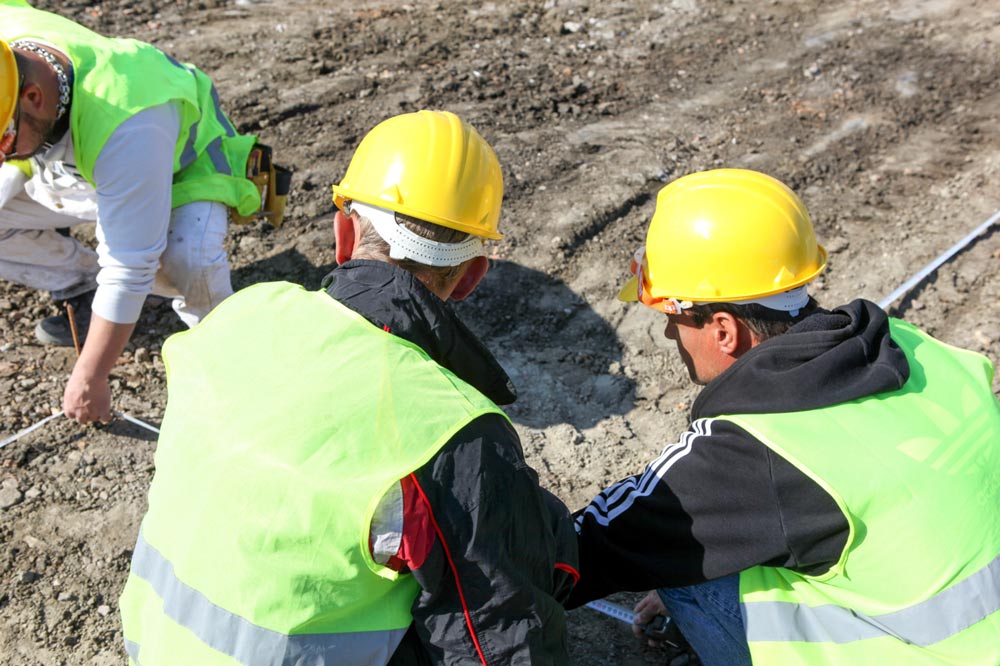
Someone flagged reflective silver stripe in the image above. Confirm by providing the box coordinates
[161,50,187,72]
[124,637,141,664]
[158,49,228,170]
[209,83,236,138]
[205,136,231,176]
[159,51,199,169]
[130,531,406,665]
[743,552,1000,646]
[179,120,198,170]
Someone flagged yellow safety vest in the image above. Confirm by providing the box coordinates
[119,282,507,665]
[0,0,261,215]
[729,319,1000,665]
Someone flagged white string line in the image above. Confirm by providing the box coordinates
[879,209,999,309]
[0,409,160,451]
[112,410,161,435]
[0,411,65,450]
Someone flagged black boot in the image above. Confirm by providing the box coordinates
[34,290,95,347]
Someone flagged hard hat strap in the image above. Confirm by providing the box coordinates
[350,201,486,267]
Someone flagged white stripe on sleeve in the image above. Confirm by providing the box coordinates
[577,418,714,529]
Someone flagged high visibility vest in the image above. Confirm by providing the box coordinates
[727,319,1000,665]
[119,282,508,665]
[0,0,261,215]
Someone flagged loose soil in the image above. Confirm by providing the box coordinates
[1,1,997,664]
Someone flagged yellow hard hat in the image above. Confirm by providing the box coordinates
[619,169,827,308]
[0,39,18,142]
[331,110,504,240]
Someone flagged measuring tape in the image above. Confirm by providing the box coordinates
[585,598,637,624]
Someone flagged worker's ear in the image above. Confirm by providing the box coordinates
[20,80,44,116]
[711,311,756,357]
[449,255,489,302]
[334,211,359,264]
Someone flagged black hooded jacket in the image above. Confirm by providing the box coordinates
[568,300,910,605]
[325,260,579,665]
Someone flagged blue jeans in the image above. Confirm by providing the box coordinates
[657,575,752,666]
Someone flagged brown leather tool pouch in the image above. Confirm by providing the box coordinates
[231,144,292,228]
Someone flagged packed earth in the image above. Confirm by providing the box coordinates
[0,1,997,664]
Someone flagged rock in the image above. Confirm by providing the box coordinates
[24,535,46,549]
[239,235,261,252]
[0,485,23,509]
[19,570,41,584]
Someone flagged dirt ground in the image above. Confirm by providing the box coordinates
[1,0,997,664]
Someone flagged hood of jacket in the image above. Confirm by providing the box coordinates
[693,299,910,418]
[322,259,517,405]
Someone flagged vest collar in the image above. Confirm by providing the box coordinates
[322,260,517,405]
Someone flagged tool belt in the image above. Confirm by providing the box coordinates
[231,143,292,228]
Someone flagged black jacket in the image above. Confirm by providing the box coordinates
[325,260,578,665]
[568,300,910,605]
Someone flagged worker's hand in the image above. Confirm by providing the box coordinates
[632,590,669,647]
[61,314,135,425]
[63,366,112,425]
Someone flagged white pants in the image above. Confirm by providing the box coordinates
[0,190,233,328]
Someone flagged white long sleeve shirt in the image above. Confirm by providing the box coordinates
[27,102,181,324]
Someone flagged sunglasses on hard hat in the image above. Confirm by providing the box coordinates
[625,246,694,315]
[0,74,24,162]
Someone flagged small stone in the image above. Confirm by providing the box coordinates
[19,570,41,583]
[0,485,23,508]
[972,330,993,348]
[57,591,73,602]
[24,535,46,549]
[239,235,260,252]
[97,604,111,616]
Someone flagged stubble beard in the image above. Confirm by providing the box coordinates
[19,111,59,159]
